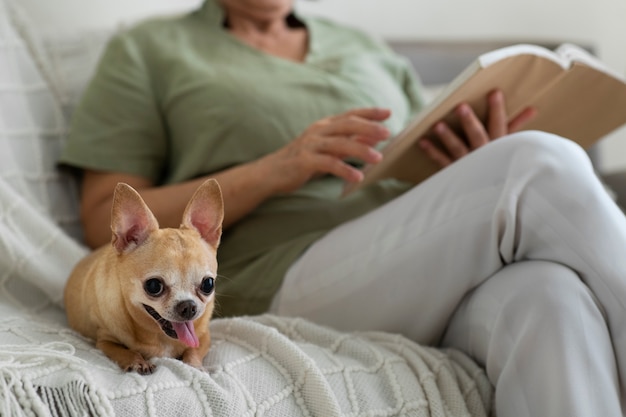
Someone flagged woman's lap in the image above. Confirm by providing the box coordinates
[270,130,626,410]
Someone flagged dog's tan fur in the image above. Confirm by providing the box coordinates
[64,179,224,374]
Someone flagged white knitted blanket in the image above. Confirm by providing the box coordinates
[0,1,494,415]
[0,304,493,417]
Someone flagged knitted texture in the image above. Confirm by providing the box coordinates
[0,301,493,417]
[0,1,493,415]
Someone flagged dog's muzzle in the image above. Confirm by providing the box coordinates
[143,304,177,340]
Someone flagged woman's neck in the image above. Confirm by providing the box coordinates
[226,14,290,37]
[222,5,308,62]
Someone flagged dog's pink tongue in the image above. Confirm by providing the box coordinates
[172,321,199,348]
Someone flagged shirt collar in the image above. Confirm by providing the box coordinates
[197,0,307,29]
[197,0,227,27]
[195,0,319,62]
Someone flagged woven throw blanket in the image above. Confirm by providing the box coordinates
[0,1,493,415]
[0,301,493,417]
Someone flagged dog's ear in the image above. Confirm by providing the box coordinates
[111,183,159,254]
[182,179,224,248]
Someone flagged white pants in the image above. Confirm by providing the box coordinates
[270,131,626,416]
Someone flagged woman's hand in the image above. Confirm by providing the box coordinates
[260,107,392,193]
[79,108,392,248]
[418,89,537,167]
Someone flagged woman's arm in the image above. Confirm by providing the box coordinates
[80,160,278,248]
[80,107,392,248]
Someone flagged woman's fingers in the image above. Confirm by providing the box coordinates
[316,109,389,146]
[287,135,380,184]
[336,107,392,122]
[433,122,469,160]
[273,108,392,188]
[314,134,383,164]
[456,103,490,149]
[423,89,540,168]
[508,106,538,132]
[487,89,508,138]
[308,153,365,183]
[418,138,453,167]
[487,90,538,136]
[299,107,390,166]
[427,103,490,164]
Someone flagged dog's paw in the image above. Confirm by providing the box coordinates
[191,362,208,372]
[184,358,205,370]
[182,349,207,370]
[124,359,156,375]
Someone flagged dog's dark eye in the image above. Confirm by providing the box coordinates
[200,277,215,295]
[144,278,165,297]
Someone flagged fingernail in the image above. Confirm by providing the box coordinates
[457,104,470,116]
[376,108,391,117]
[491,90,503,102]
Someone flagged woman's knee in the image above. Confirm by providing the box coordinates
[471,262,619,417]
[445,261,605,351]
[444,261,607,367]
[499,131,593,175]
[486,263,614,380]
[482,131,604,204]
[491,262,606,342]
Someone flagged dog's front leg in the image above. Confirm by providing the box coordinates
[181,333,211,369]
[97,338,155,375]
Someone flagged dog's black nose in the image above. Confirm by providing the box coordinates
[175,300,197,320]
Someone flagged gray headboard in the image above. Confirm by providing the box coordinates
[387,40,591,85]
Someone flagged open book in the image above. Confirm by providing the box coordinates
[342,43,626,195]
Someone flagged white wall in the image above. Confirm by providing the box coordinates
[18,0,626,172]
[17,0,203,34]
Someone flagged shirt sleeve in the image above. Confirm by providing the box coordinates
[59,30,167,182]
[399,57,427,118]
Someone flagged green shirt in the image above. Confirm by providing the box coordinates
[60,0,425,317]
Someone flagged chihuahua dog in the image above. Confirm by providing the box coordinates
[64,179,224,374]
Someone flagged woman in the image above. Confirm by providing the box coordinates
[60,0,626,414]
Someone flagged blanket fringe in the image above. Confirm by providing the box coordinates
[0,342,114,417]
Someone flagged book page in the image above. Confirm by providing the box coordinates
[478,44,568,69]
[555,43,625,80]
[520,64,626,147]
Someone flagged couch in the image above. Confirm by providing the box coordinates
[0,1,622,416]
